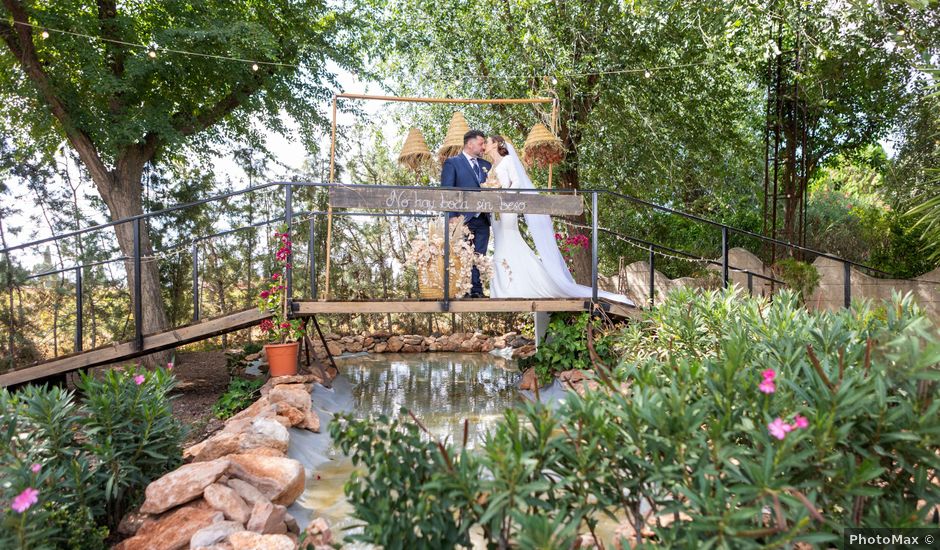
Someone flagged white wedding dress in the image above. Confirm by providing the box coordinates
[489,144,634,306]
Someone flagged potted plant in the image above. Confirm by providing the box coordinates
[257,227,305,376]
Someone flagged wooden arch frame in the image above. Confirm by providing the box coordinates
[323,93,560,300]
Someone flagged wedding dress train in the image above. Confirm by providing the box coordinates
[489,144,634,306]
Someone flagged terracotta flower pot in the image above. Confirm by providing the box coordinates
[264,342,300,377]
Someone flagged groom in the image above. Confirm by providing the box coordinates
[441,129,491,298]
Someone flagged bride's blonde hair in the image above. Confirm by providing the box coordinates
[490,135,510,157]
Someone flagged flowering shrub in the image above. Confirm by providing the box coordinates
[407,219,493,297]
[1,365,182,548]
[334,288,940,547]
[555,232,589,276]
[256,227,305,343]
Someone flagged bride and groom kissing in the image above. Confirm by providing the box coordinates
[440,129,632,305]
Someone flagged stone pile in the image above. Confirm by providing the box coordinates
[115,373,335,550]
[301,330,536,359]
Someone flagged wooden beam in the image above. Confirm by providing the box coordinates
[329,187,583,216]
[292,299,589,315]
[1,308,270,387]
[336,93,553,105]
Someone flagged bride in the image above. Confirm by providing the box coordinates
[483,135,633,305]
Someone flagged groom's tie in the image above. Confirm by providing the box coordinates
[469,157,482,183]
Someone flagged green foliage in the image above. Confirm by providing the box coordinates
[520,313,615,385]
[0,366,183,549]
[213,377,265,420]
[335,289,940,547]
[771,258,821,304]
[243,342,263,355]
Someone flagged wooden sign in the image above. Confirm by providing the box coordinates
[329,186,583,216]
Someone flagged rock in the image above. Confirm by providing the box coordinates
[363,337,373,347]
[244,353,261,362]
[226,454,305,505]
[190,520,244,548]
[226,478,270,507]
[302,517,333,547]
[183,434,238,466]
[558,369,589,384]
[225,397,275,427]
[117,511,150,537]
[192,544,233,550]
[373,342,387,353]
[284,513,299,534]
[481,340,494,353]
[140,459,230,514]
[513,344,536,358]
[299,408,320,432]
[345,341,362,353]
[403,335,423,345]
[240,417,290,453]
[386,336,403,352]
[115,502,223,550]
[371,330,391,339]
[261,374,322,396]
[246,501,287,534]
[269,384,312,412]
[493,337,506,348]
[326,341,343,356]
[227,531,295,550]
[204,483,252,524]
[401,344,419,353]
[518,368,537,391]
[275,404,306,426]
[240,447,286,458]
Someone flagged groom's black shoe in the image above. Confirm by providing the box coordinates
[469,291,487,299]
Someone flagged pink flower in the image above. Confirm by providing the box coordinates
[280,322,291,328]
[554,233,562,239]
[768,418,791,440]
[166,362,174,370]
[758,379,776,394]
[30,463,41,474]
[761,369,776,381]
[259,319,274,332]
[11,487,38,513]
[259,290,270,299]
[272,273,280,280]
[134,374,145,385]
[793,414,809,429]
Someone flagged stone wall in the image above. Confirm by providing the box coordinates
[613,247,940,319]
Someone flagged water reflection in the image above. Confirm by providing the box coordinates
[344,353,519,447]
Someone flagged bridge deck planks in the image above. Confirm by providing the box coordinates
[1,298,637,387]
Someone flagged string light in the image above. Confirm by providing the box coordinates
[644,70,652,78]
[40,30,49,39]
[147,48,157,58]
[252,63,259,71]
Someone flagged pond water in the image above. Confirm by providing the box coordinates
[286,352,542,546]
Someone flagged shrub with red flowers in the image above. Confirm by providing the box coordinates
[555,232,589,275]
[256,226,305,343]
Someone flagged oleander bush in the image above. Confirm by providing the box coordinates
[0,366,184,549]
[519,312,616,385]
[334,288,940,549]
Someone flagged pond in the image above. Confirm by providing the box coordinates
[285,352,550,546]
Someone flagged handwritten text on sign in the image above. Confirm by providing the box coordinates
[329,187,584,216]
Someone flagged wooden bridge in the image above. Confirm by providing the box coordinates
[1,182,884,388]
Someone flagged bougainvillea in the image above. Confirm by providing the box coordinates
[256,226,305,343]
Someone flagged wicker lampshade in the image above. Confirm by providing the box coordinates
[522,123,565,168]
[437,112,471,164]
[398,127,432,172]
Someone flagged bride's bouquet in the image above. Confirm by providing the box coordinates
[407,219,492,298]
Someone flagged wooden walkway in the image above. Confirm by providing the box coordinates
[0,298,636,387]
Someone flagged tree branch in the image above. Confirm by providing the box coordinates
[97,0,126,115]
[0,0,112,185]
[171,74,268,138]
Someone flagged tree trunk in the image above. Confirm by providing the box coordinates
[93,150,170,365]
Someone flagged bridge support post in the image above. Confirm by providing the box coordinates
[133,218,143,351]
[74,266,82,352]
[843,261,851,308]
[648,245,655,307]
[721,226,730,288]
[534,312,550,348]
[747,271,754,296]
[591,192,599,305]
[192,242,200,322]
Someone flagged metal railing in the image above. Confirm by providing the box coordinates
[1,181,896,363]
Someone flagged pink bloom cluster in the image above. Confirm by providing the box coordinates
[259,319,275,333]
[274,231,292,263]
[759,368,776,394]
[11,487,38,513]
[768,414,810,440]
[134,374,145,385]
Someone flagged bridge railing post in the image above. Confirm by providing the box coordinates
[721,226,730,288]
[308,215,317,301]
[591,192,599,304]
[192,242,200,322]
[747,271,754,296]
[443,215,451,311]
[132,218,143,351]
[74,266,82,352]
[648,244,655,307]
[285,183,293,302]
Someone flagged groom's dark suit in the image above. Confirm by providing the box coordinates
[441,152,492,297]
